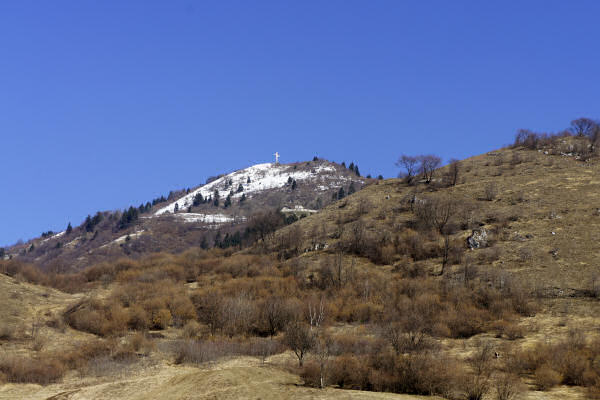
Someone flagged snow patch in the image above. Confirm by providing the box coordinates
[101,230,145,248]
[172,213,243,225]
[155,162,356,216]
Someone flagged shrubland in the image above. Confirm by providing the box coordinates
[3,117,600,398]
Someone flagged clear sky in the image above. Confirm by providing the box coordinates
[1,1,599,246]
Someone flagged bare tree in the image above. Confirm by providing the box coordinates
[418,155,442,183]
[415,195,458,234]
[248,210,282,243]
[464,340,494,400]
[314,332,332,389]
[260,296,292,337]
[283,320,315,367]
[446,158,461,186]
[569,117,598,137]
[307,296,326,330]
[396,155,419,183]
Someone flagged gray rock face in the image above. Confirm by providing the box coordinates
[467,228,488,249]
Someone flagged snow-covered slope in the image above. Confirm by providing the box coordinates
[154,161,359,216]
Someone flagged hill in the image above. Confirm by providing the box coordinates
[7,159,366,270]
[2,137,600,399]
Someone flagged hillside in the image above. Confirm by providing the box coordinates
[7,159,366,270]
[3,139,600,399]
[272,141,600,294]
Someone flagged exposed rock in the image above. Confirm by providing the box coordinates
[467,228,488,249]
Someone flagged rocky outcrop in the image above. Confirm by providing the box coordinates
[467,228,488,249]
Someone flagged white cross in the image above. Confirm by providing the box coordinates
[273,152,280,164]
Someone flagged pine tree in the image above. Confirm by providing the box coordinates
[378,175,383,180]
[200,236,208,249]
[354,165,360,176]
[84,215,93,232]
[213,189,220,207]
[348,182,356,195]
[338,187,345,199]
[174,203,179,213]
[292,180,297,190]
[247,176,251,183]
[193,193,204,206]
[288,176,293,185]
[349,162,355,171]
[341,161,346,168]
[237,184,244,193]
[0,248,5,258]
[188,206,192,213]
[224,194,232,208]
[240,193,246,203]
[66,222,73,234]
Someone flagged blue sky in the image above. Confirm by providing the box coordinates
[1,1,599,246]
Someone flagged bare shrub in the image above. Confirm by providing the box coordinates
[534,364,562,390]
[249,337,283,364]
[0,325,17,341]
[494,372,523,400]
[182,320,201,339]
[0,355,65,385]
[484,183,498,201]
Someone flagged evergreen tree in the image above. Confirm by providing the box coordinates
[348,182,356,195]
[247,176,251,183]
[84,215,93,232]
[354,165,360,176]
[193,193,204,206]
[200,236,208,250]
[240,193,246,203]
[213,189,220,206]
[224,194,232,208]
[313,156,319,161]
[174,203,179,213]
[188,206,192,213]
[237,183,244,193]
[287,176,293,185]
[341,161,346,168]
[349,162,355,171]
[0,248,5,258]
[338,187,345,199]
[378,175,383,180]
[145,202,152,211]
[367,174,372,179]
[66,222,73,234]
[292,180,297,190]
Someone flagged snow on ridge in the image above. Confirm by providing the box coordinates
[172,213,243,225]
[40,230,66,244]
[154,161,352,216]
